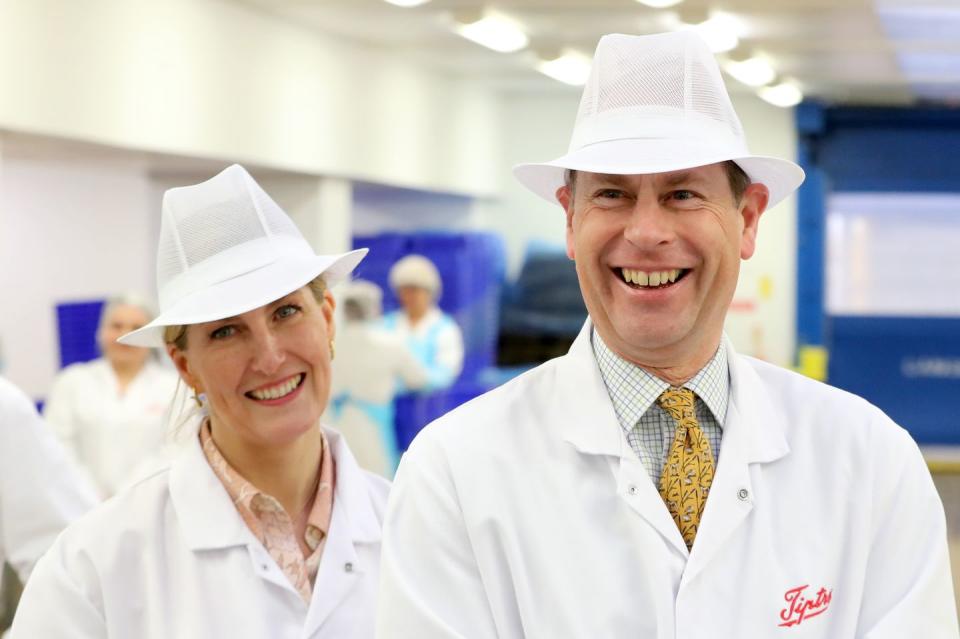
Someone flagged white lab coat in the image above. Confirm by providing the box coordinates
[381,308,464,390]
[11,424,389,639]
[0,377,97,590]
[43,358,178,496]
[330,323,428,476]
[377,321,959,638]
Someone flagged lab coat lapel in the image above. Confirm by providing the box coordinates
[303,429,380,636]
[554,321,689,554]
[683,343,790,583]
[168,429,255,551]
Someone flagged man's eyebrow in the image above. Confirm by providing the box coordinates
[661,170,705,186]
[590,173,632,186]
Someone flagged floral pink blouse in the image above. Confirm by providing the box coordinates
[200,422,335,603]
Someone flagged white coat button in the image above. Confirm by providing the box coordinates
[344,562,354,573]
[737,488,749,501]
[627,484,639,496]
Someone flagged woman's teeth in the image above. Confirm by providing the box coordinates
[249,374,303,400]
[621,268,682,287]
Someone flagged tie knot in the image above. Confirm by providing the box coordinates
[658,387,696,422]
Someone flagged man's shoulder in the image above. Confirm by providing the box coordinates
[737,353,914,452]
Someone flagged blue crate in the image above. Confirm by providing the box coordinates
[56,300,106,368]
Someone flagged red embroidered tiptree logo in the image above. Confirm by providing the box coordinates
[778,584,833,628]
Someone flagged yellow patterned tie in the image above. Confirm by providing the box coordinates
[657,387,715,549]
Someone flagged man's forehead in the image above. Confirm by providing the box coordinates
[581,164,723,185]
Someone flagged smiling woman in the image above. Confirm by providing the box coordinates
[10,165,388,639]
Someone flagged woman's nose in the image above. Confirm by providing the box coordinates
[250,330,285,374]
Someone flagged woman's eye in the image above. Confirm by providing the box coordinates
[276,304,301,319]
[210,325,235,340]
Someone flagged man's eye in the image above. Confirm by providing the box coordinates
[595,189,625,200]
[210,325,235,340]
[276,304,301,319]
[671,190,697,201]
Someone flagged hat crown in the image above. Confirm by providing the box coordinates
[155,165,312,309]
[571,31,745,153]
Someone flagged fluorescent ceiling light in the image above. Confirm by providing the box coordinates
[455,13,528,53]
[384,0,430,6]
[636,0,683,7]
[724,56,776,87]
[537,51,593,86]
[759,82,803,108]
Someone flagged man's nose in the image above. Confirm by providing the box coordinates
[623,196,674,249]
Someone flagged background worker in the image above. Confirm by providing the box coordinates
[330,280,428,477]
[383,255,463,391]
[44,295,177,497]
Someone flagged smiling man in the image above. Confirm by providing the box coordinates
[376,32,958,638]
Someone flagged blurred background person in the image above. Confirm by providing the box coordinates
[330,280,428,477]
[11,164,387,638]
[43,295,178,497]
[384,255,463,391]
[0,376,97,635]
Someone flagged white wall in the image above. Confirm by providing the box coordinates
[0,0,500,196]
[0,147,155,398]
[483,89,799,367]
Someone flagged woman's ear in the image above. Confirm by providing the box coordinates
[166,343,199,391]
[322,289,336,342]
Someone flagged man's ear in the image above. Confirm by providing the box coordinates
[557,185,576,260]
[739,183,769,260]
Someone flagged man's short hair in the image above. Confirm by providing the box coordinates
[564,161,751,204]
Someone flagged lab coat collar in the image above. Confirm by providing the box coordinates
[553,320,627,457]
[169,423,382,552]
[325,426,382,544]
[555,320,789,465]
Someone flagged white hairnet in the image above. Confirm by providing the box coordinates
[388,255,441,298]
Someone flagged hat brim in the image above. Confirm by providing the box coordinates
[512,140,805,211]
[118,248,368,348]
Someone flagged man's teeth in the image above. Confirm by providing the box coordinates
[621,268,681,287]
[250,374,302,400]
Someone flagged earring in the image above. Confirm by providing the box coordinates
[329,340,335,361]
[192,389,204,408]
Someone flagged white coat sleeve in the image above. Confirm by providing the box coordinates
[0,378,98,582]
[855,423,959,638]
[9,535,106,638]
[42,368,82,456]
[434,320,464,382]
[393,342,429,392]
[376,434,499,639]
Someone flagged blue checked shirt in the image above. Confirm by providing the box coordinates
[592,329,729,486]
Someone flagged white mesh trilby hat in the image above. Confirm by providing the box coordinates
[119,164,367,347]
[513,31,805,208]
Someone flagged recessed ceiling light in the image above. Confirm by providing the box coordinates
[724,56,776,87]
[692,16,740,53]
[455,13,528,53]
[537,50,593,86]
[384,0,431,6]
[636,0,684,7]
[759,81,803,108]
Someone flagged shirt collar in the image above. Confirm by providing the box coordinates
[199,421,335,551]
[591,329,730,429]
